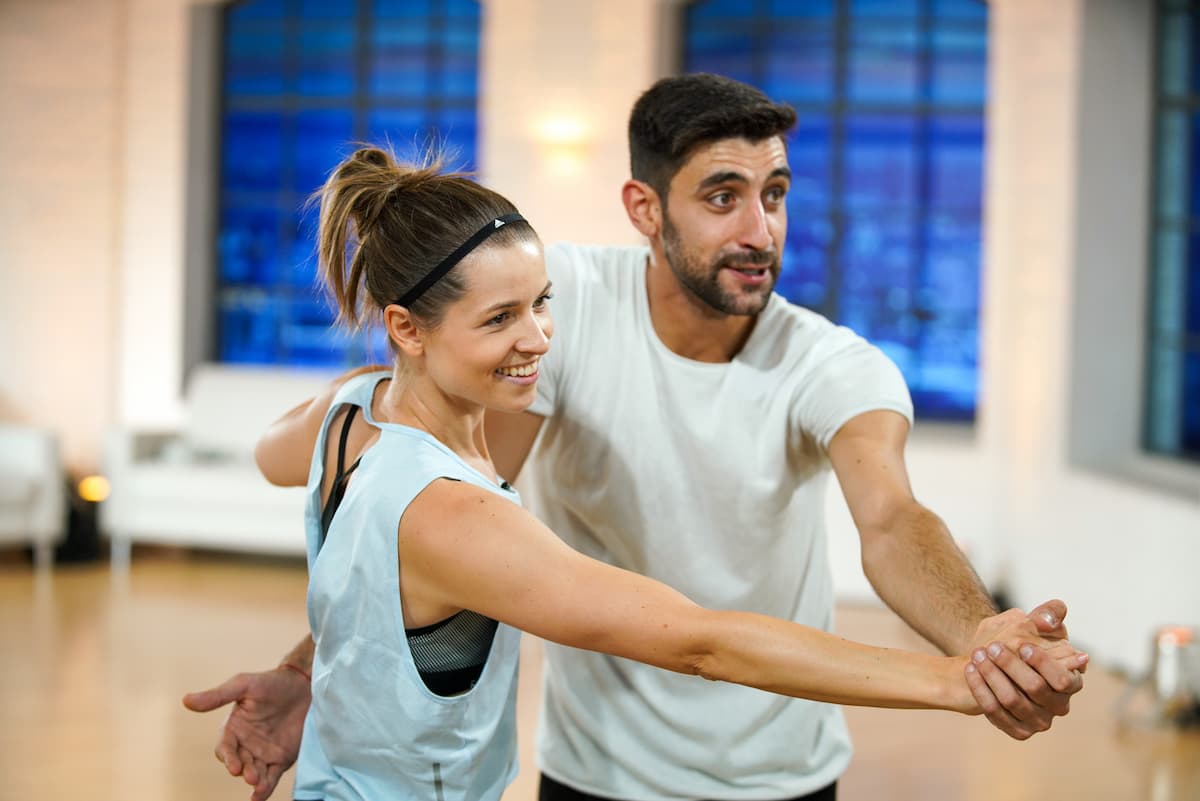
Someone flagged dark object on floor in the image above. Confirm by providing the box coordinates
[55,489,102,563]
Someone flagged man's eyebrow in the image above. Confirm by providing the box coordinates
[697,171,749,191]
[697,166,793,191]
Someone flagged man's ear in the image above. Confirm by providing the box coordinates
[383,305,424,358]
[622,179,663,239]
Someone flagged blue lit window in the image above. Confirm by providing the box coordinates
[1147,1,1200,462]
[683,0,987,420]
[216,0,481,366]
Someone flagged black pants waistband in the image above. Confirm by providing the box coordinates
[538,773,837,801]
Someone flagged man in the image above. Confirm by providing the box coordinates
[185,74,1085,801]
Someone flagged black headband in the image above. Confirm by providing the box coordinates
[394,213,526,308]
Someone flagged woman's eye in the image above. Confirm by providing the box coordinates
[486,312,509,326]
[533,292,554,309]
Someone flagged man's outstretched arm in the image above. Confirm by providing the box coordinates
[256,365,388,487]
[255,368,546,489]
[827,410,1086,740]
[484,408,546,482]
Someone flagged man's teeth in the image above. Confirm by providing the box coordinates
[497,360,538,377]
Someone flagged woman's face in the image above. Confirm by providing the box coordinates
[418,239,554,414]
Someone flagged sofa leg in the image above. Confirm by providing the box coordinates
[32,542,54,570]
[110,536,131,573]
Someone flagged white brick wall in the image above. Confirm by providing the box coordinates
[0,0,125,473]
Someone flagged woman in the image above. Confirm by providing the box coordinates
[253,147,1082,801]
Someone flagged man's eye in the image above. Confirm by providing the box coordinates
[709,192,734,208]
[765,186,788,204]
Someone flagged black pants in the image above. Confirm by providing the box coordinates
[539,773,837,801]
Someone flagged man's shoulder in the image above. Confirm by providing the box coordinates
[749,295,892,375]
[754,295,846,351]
[749,296,913,437]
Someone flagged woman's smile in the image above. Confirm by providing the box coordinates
[494,357,540,384]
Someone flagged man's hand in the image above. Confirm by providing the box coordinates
[964,599,1088,740]
[182,666,312,801]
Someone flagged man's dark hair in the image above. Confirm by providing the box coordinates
[628,73,797,200]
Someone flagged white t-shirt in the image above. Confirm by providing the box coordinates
[525,242,914,801]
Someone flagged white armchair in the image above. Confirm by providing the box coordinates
[100,364,335,569]
[0,424,67,568]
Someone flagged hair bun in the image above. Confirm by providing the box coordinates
[351,147,392,170]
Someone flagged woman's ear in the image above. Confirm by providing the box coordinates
[384,304,424,358]
[622,179,662,239]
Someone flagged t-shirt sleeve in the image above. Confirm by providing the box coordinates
[793,325,915,451]
[527,242,583,418]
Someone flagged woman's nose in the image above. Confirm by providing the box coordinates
[518,312,552,354]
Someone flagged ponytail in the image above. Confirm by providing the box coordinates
[313,145,535,331]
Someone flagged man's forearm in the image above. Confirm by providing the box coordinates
[861,502,997,655]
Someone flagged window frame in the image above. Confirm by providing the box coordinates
[1064,0,1200,498]
[678,0,988,422]
[209,0,482,368]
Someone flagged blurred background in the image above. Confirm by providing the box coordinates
[0,0,1198,798]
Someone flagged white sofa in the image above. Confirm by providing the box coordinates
[0,424,67,568]
[101,364,336,569]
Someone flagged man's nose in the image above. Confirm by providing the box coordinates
[738,200,773,251]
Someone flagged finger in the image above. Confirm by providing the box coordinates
[216,738,244,777]
[974,645,1046,729]
[1041,640,1091,673]
[183,674,253,712]
[965,659,1033,740]
[986,642,1073,718]
[252,762,285,801]
[240,747,260,787]
[1019,641,1087,695]
[1027,599,1068,637]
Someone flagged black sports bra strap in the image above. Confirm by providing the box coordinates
[334,405,360,484]
[320,404,363,547]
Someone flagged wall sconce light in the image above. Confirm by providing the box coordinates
[78,474,111,503]
[533,114,591,178]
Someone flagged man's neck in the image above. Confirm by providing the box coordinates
[644,253,758,363]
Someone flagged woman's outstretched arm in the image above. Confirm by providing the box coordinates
[401,480,1084,714]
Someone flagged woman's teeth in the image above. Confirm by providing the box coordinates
[496,359,538,378]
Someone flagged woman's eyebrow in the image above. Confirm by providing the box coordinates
[481,282,552,314]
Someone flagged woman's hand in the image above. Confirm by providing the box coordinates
[956,602,1088,738]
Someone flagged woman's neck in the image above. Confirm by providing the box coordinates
[374,369,493,472]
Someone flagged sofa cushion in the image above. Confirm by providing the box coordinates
[0,472,36,505]
[107,461,309,554]
[184,364,336,458]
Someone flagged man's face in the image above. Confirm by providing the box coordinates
[659,136,790,316]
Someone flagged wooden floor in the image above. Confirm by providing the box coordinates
[1,549,1197,801]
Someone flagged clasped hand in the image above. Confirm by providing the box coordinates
[962,599,1088,740]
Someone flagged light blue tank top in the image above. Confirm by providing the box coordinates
[293,372,522,801]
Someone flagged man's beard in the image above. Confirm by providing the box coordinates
[662,214,779,317]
